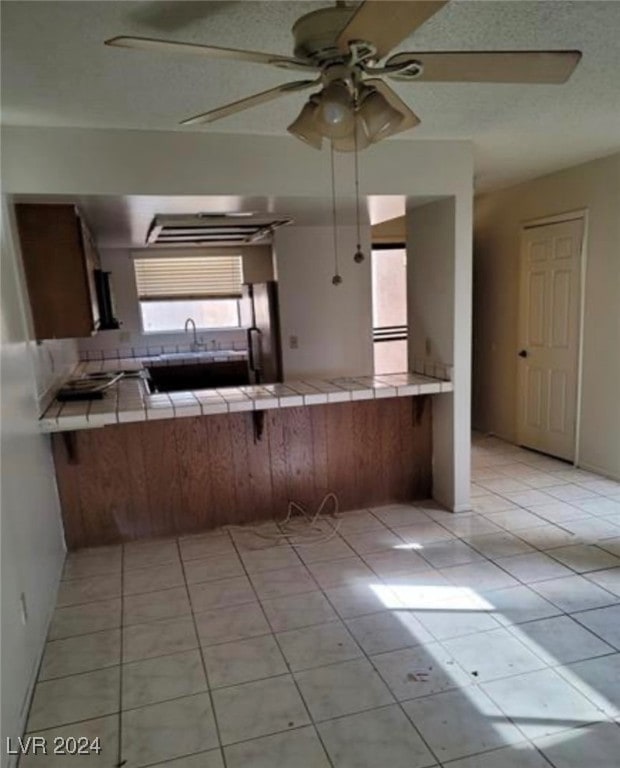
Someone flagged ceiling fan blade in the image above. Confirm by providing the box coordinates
[387,50,582,83]
[105,36,316,72]
[337,1,448,59]
[364,78,421,138]
[181,80,319,126]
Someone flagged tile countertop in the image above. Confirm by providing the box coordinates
[40,356,453,433]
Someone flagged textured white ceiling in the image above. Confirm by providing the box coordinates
[2,1,620,190]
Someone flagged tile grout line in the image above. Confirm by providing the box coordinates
[565,612,620,655]
[19,552,76,740]
[321,508,618,758]
[40,523,620,680]
[438,740,557,768]
[444,525,620,591]
[135,723,326,767]
[27,621,619,733]
[294,506,498,762]
[228,517,620,713]
[32,446,620,762]
[225,526,338,768]
[408,526,620,678]
[430,592,617,743]
[116,544,126,768]
[175,536,229,768]
[327,543,565,759]
[315,564,462,765]
[69,607,620,708]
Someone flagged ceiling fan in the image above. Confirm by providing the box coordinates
[105,0,581,152]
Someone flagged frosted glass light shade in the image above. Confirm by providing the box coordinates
[331,117,371,152]
[359,88,403,142]
[316,81,355,139]
[287,100,323,149]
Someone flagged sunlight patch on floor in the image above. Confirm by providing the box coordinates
[371,580,614,736]
[372,583,494,611]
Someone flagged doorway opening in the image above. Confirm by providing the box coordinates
[371,243,408,374]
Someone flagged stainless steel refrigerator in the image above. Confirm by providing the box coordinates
[240,281,283,385]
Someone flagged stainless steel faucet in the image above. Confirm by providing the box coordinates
[184,317,200,351]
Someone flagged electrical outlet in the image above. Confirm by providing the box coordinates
[20,592,28,624]
[289,335,299,350]
[425,337,432,356]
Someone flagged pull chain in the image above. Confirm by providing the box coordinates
[353,122,365,264]
[330,140,342,286]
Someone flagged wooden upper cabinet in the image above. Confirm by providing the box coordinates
[15,203,101,340]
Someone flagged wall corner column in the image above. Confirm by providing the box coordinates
[407,194,472,512]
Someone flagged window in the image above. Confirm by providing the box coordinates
[371,246,408,374]
[134,255,243,332]
[140,299,240,332]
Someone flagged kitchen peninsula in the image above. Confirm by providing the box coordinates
[42,356,452,549]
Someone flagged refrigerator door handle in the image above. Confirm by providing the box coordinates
[247,328,255,372]
[248,327,262,373]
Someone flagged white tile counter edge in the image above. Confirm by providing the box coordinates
[39,360,453,433]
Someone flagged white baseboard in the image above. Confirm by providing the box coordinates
[452,503,474,513]
[576,461,620,482]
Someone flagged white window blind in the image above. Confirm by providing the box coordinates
[134,255,243,301]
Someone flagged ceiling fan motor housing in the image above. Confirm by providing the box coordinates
[292,7,355,63]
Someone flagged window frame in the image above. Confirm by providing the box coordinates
[371,242,409,375]
[133,252,244,334]
[138,297,242,334]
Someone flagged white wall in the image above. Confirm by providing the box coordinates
[474,152,620,479]
[1,198,66,766]
[408,197,472,511]
[1,127,473,199]
[408,200,456,366]
[275,225,372,379]
[30,337,78,407]
[77,244,273,358]
[0,118,473,758]
[2,126,474,507]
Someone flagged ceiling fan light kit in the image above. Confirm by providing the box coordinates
[358,86,404,142]
[105,0,581,151]
[106,0,582,283]
[287,78,406,148]
[287,99,324,149]
[316,80,357,138]
[330,118,371,153]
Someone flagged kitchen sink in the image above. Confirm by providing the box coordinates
[156,350,247,363]
[146,360,249,393]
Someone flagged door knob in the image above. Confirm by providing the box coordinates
[518,349,528,358]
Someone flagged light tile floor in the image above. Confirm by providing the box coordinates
[22,434,620,767]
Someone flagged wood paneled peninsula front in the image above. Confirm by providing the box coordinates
[44,362,452,549]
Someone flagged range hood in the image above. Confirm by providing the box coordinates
[146,213,292,247]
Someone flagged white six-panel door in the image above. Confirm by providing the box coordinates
[517,217,584,461]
